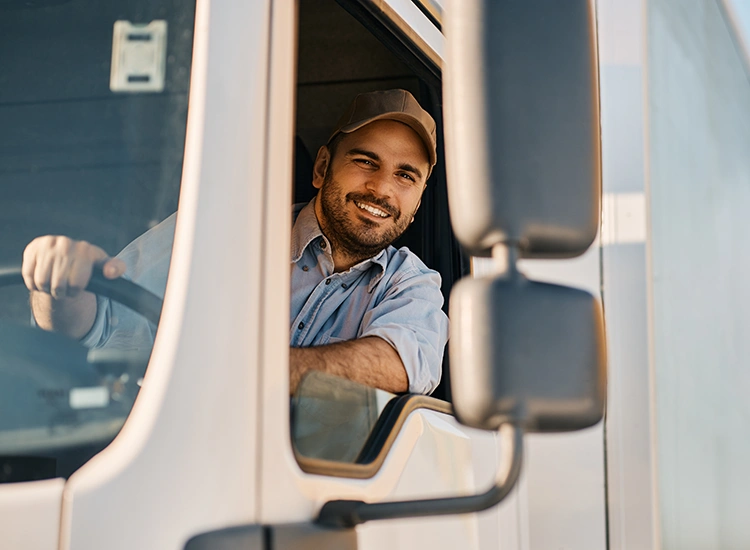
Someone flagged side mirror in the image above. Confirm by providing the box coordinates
[443,0,600,258]
[450,274,606,433]
[443,0,605,431]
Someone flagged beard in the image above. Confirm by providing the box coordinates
[318,169,415,261]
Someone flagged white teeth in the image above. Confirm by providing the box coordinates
[355,201,388,218]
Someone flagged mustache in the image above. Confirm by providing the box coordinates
[346,192,400,219]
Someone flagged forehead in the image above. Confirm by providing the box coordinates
[338,120,430,168]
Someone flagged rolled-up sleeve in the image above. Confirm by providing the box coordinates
[79,295,112,348]
[359,268,449,395]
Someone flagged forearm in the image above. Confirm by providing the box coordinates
[31,290,97,340]
[290,336,408,395]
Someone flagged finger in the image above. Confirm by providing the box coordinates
[86,244,122,279]
[33,250,55,294]
[84,242,110,266]
[64,241,117,294]
[22,239,41,292]
[67,256,94,298]
[101,257,126,279]
[50,252,73,300]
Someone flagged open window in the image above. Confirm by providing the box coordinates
[290,0,466,476]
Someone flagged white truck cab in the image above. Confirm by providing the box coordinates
[0,1,610,549]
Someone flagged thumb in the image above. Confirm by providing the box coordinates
[101,257,127,279]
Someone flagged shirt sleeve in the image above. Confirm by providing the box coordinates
[358,266,449,395]
[78,294,112,348]
[80,213,176,350]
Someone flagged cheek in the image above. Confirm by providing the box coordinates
[399,188,423,212]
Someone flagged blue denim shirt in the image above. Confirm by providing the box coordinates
[83,200,449,394]
[290,200,448,394]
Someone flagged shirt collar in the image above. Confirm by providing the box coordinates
[291,198,389,289]
[291,198,324,263]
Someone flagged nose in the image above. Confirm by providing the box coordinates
[364,168,393,198]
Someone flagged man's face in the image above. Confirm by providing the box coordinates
[312,119,430,261]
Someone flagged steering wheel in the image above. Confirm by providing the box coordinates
[0,265,162,325]
[0,264,163,437]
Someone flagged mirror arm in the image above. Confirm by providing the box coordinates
[491,242,521,279]
[316,423,523,528]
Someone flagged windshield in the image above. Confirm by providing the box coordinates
[0,0,195,483]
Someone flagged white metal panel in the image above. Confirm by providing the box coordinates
[597,1,660,549]
[58,1,271,548]
[256,0,299,522]
[0,478,64,550]
[648,0,750,547]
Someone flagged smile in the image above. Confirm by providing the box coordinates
[354,201,389,218]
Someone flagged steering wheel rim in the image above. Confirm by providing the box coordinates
[0,265,163,325]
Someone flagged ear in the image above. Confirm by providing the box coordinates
[312,146,331,190]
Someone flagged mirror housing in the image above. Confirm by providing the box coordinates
[449,274,606,432]
[443,0,600,258]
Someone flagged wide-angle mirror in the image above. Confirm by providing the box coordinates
[292,371,396,464]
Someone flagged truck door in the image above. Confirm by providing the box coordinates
[254,1,608,549]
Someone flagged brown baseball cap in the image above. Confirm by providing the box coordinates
[327,89,437,169]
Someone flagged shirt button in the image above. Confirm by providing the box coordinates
[298,322,305,330]
[320,240,327,249]
[341,283,348,289]
[325,279,331,285]
[302,265,309,272]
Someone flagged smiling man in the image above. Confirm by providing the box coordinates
[289,89,448,395]
[22,89,448,396]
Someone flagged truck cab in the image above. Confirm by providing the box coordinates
[0,1,606,548]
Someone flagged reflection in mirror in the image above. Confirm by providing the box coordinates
[292,371,396,463]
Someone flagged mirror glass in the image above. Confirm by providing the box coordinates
[292,372,397,463]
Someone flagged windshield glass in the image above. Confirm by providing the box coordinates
[0,0,195,483]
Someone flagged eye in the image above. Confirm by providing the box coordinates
[354,158,376,168]
[397,172,416,183]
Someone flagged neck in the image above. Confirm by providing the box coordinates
[330,247,370,273]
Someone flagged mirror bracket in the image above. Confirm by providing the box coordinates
[316,423,523,528]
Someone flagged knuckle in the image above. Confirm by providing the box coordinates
[56,237,75,254]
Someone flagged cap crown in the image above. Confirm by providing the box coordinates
[328,89,437,168]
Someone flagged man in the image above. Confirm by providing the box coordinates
[22,89,449,395]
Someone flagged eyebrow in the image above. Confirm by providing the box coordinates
[346,147,425,181]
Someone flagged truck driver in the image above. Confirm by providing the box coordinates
[22,89,449,395]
